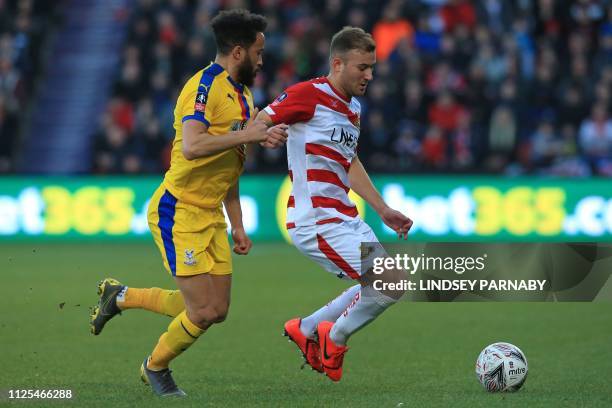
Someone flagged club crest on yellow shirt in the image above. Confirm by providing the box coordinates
[231,120,248,160]
[184,249,196,266]
[230,119,248,131]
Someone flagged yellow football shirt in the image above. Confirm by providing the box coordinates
[162,62,253,208]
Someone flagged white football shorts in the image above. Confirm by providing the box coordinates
[288,218,384,280]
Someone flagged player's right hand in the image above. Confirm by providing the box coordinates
[261,123,288,148]
[245,107,268,143]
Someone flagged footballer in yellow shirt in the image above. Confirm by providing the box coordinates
[148,61,256,278]
[89,9,288,396]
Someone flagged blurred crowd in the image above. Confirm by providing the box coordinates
[0,0,58,173]
[60,1,612,176]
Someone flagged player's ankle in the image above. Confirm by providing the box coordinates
[147,356,168,372]
[329,326,347,346]
[299,318,317,338]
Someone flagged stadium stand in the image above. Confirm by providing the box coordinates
[0,0,61,173]
[9,0,612,176]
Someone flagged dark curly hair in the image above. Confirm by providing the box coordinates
[210,9,268,55]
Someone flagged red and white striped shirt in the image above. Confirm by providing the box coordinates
[264,77,361,229]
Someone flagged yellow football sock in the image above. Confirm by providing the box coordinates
[117,287,184,317]
[148,311,205,370]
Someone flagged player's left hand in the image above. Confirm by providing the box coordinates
[380,207,413,240]
[231,227,252,255]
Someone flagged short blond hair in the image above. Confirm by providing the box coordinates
[330,26,376,59]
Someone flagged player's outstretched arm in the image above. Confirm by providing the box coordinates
[182,108,269,159]
[349,156,413,239]
[223,180,252,255]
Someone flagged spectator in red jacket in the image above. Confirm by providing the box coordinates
[440,0,477,32]
[422,125,448,169]
[428,91,467,133]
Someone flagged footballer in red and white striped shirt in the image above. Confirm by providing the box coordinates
[257,26,413,382]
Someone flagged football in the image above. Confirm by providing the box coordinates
[475,342,528,392]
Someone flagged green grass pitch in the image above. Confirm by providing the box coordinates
[2,242,611,407]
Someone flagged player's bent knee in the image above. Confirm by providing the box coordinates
[187,306,221,328]
[211,300,230,322]
[213,308,228,323]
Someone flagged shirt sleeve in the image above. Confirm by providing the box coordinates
[181,76,218,127]
[263,82,316,125]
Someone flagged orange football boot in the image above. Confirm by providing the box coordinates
[317,321,348,382]
[283,318,324,373]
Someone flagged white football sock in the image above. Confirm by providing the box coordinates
[329,285,397,345]
[300,284,361,338]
